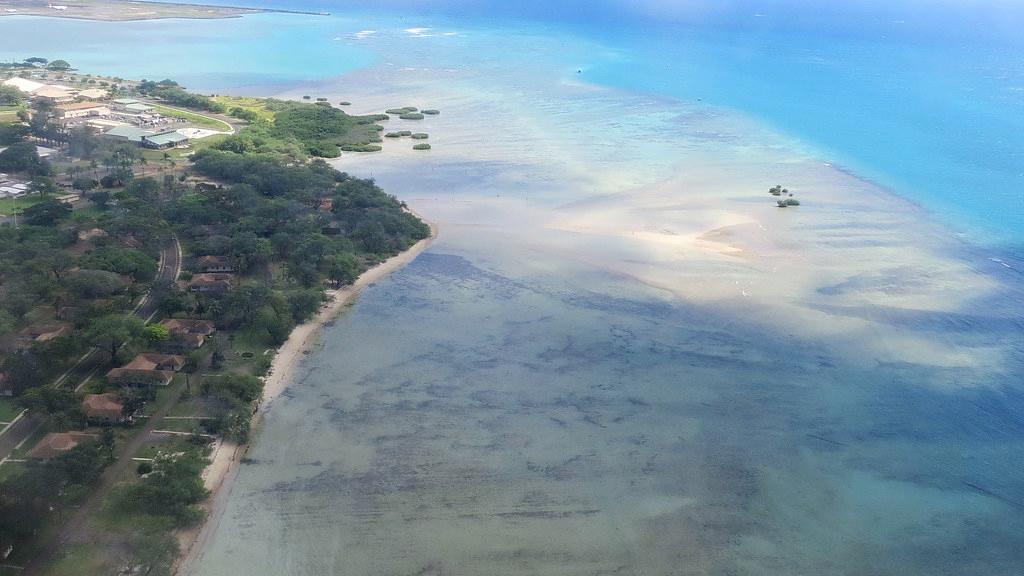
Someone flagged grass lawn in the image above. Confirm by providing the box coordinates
[221,328,274,376]
[0,194,48,216]
[139,380,184,419]
[42,543,114,576]
[148,104,232,132]
[155,418,205,434]
[0,461,25,483]
[0,397,23,423]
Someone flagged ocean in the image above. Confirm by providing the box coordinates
[3,2,1022,574]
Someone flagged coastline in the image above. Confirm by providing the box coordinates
[173,217,438,576]
[0,0,326,22]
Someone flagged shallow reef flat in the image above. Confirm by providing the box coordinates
[191,21,1024,576]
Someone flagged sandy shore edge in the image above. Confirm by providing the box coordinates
[173,219,437,576]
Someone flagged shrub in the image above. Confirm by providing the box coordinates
[137,462,153,475]
[399,113,425,120]
[339,144,382,152]
[422,109,440,115]
[339,101,351,106]
[411,133,429,140]
[385,132,403,138]
[413,143,432,151]
[302,95,311,100]
[386,107,417,115]
[776,198,800,207]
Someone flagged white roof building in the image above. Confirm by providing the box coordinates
[2,77,45,94]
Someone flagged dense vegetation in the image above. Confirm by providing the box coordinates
[0,72,429,573]
[138,79,224,113]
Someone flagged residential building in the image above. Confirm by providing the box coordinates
[26,432,97,460]
[14,322,73,350]
[106,352,186,387]
[159,319,216,350]
[83,393,128,424]
[198,255,234,273]
[188,273,235,294]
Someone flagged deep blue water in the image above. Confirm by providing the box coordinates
[156,0,1024,249]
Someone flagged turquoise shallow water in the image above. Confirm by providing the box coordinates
[0,13,373,91]
[158,0,1024,247]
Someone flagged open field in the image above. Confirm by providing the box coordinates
[0,194,47,216]
[148,104,233,132]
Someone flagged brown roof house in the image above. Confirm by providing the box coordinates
[197,255,234,273]
[106,353,185,386]
[27,432,97,460]
[160,319,216,350]
[187,273,235,294]
[83,393,129,424]
[12,322,73,351]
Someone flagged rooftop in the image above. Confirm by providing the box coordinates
[27,432,97,459]
[83,393,124,418]
[33,86,75,98]
[143,131,189,147]
[121,352,186,372]
[57,101,109,112]
[160,318,216,335]
[2,77,44,93]
[104,126,154,142]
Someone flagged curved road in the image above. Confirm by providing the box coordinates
[0,234,181,465]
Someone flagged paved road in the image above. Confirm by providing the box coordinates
[0,234,181,464]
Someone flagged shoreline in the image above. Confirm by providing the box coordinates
[173,217,438,576]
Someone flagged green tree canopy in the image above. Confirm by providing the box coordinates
[0,141,43,173]
[0,85,23,106]
[84,314,145,361]
[22,197,71,226]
